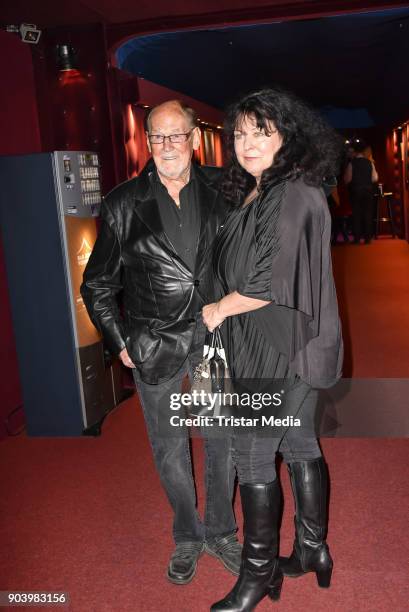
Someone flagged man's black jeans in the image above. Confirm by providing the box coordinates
[132,323,237,544]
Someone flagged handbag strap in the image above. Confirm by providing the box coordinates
[204,327,227,361]
[204,330,215,349]
[204,328,223,348]
[214,327,224,351]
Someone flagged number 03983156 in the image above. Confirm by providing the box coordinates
[0,592,69,607]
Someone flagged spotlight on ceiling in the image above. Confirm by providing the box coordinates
[56,44,78,71]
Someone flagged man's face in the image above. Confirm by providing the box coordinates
[147,105,201,180]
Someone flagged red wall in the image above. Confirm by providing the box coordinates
[0,31,42,438]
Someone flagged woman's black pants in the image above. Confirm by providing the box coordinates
[231,378,322,484]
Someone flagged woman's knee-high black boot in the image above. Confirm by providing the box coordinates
[280,457,333,588]
[210,481,283,612]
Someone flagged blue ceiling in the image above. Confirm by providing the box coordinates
[117,7,409,128]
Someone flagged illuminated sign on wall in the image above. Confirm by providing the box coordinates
[65,217,101,347]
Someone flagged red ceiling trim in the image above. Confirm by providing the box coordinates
[107,0,409,54]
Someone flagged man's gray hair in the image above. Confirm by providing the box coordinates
[144,100,198,132]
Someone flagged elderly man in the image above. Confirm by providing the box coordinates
[81,100,240,584]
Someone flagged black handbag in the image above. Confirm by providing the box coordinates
[189,328,235,418]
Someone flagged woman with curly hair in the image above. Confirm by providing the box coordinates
[202,88,343,611]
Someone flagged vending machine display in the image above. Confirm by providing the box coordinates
[0,151,125,436]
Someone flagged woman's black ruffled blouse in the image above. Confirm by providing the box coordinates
[213,178,343,388]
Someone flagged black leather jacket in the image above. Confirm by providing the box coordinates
[80,160,228,384]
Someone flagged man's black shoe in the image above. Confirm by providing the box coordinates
[205,533,242,576]
[167,541,204,585]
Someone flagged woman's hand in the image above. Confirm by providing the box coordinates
[203,293,270,331]
[202,302,225,332]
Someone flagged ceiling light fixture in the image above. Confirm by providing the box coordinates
[56,44,78,71]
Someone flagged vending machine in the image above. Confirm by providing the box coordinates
[0,151,126,436]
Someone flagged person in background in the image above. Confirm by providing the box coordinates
[81,100,242,587]
[344,141,378,244]
[203,88,343,611]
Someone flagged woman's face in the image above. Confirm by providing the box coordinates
[233,114,283,183]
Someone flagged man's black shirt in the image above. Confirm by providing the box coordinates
[150,165,200,271]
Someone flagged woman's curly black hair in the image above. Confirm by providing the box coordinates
[221,87,344,206]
